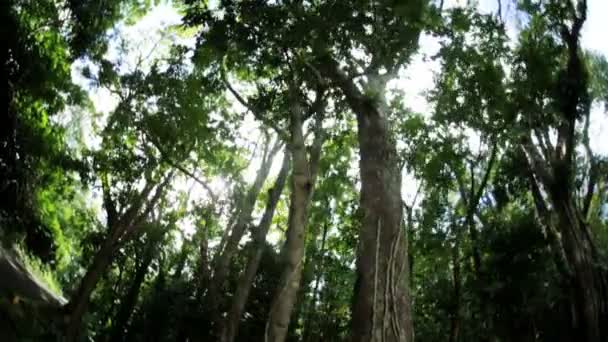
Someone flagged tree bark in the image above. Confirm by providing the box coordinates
[317,56,413,342]
[196,208,212,298]
[220,152,290,342]
[524,139,608,342]
[265,89,325,342]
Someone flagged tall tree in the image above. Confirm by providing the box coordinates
[514,2,608,339]
[307,2,432,339]
[65,172,172,342]
[206,134,282,319]
[432,1,608,340]
[221,152,290,342]
[265,83,327,342]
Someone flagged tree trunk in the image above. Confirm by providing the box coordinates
[265,90,325,342]
[108,237,157,341]
[143,261,168,342]
[552,196,608,342]
[351,100,412,342]
[317,57,413,342]
[525,145,608,341]
[207,139,280,321]
[65,233,117,342]
[449,231,461,342]
[65,177,169,341]
[302,222,329,342]
[196,209,212,299]
[172,239,190,280]
[220,153,290,342]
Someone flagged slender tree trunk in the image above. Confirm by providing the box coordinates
[220,153,290,342]
[207,139,280,321]
[65,177,169,341]
[143,262,168,342]
[108,237,157,341]
[318,57,412,342]
[265,90,325,342]
[65,233,117,342]
[172,240,190,280]
[302,222,329,342]
[449,231,461,342]
[196,209,212,299]
[453,145,497,342]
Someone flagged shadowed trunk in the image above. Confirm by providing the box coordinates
[449,227,461,342]
[65,232,118,341]
[454,144,497,341]
[220,152,290,342]
[553,195,608,342]
[302,221,329,342]
[108,234,159,342]
[524,139,608,342]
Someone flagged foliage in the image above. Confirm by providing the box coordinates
[2,0,608,341]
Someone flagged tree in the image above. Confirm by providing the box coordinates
[3,1,608,341]
[431,1,608,340]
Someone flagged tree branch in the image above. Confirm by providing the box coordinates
[220,64,288,140]
[101,174,118,228]
[142,132,218,203]
[521,135,554,188]
[471,142,498,209]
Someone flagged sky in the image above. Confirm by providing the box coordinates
[70,0,608,239]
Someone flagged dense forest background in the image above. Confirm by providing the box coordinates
[2,0,608,341]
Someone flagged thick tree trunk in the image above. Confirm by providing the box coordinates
[547,5,608,339]
[552,197,608,342]
[220,153,290,342]
[318,57,413,342]
[265,92,325,342]
[351,101,412,342]
[525,142,608,342]
[108,237,157,342]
